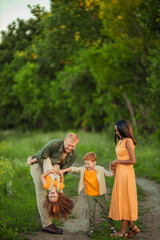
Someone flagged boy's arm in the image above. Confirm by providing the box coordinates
[60,167,72,174]
[104,168,115,177]
[41,169,57,185]
[60,166,82,174]
[70,166,82,173]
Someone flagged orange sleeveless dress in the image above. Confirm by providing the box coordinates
[109,138,138,221]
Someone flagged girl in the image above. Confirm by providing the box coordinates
[28,157,74,220]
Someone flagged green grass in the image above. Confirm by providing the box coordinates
[0,130,159,182]
[135,136,160,182]
[0,130,159,239]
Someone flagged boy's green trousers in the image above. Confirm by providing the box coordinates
[86,194,114,231]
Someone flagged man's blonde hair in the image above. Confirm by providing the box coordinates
[66,132,79,142]
[83,152,97,162]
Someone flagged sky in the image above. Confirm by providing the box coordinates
[0,0,50,32]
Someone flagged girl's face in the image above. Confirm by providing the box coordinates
[48,186,59,202]
[115,125,122,138]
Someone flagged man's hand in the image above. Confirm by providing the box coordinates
[27,156,38,165]
[27,156,32,165]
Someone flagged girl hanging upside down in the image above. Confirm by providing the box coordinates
[27,157,74,220]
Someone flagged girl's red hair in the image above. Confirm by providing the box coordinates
[44,192,74,220]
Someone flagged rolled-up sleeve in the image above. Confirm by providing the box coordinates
[104,168,114,177]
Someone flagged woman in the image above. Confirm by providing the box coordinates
[109,118,140,238]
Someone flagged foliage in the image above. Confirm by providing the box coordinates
[94,0,160,133]
[0,220,19,240]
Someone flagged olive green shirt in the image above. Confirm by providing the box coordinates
[32,139,77,170]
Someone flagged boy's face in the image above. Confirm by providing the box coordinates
[84,160,96,171]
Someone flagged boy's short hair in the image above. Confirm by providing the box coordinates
[83,152,97,162]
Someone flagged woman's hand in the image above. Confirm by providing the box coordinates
[110,159,119,167]
[109,164,116,171]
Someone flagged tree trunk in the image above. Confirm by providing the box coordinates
[122,92,137,128]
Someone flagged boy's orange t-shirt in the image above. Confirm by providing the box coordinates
[84,169,100,196]
[43,175,65,191]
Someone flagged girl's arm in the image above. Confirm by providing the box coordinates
[41,169,57,185]
[110,138,136,167]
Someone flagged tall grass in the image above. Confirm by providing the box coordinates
[135,135,160,181]
[0,130,159,182]
[0,130,159,239]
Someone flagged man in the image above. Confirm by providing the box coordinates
[28,132,79,234]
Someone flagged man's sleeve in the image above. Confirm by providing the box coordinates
[36,141,56,160]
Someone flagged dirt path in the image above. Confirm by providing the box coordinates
[19,177,160,240]
[135,178,160,240]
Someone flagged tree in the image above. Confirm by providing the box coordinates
[88,0,160,134]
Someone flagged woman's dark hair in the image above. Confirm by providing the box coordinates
[44,192,74,220]
[115,118,136,145]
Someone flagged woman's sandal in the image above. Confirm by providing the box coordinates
[128,225,140,238]
[110,231,128,238]
[110,227,117,235]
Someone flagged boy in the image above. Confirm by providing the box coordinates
[60,152,115,237]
